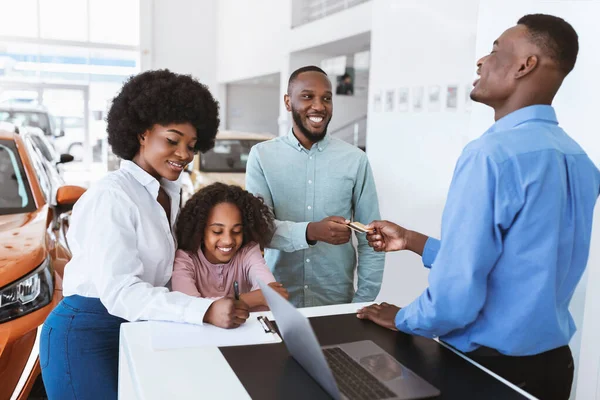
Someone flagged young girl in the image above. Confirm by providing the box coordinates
[173,182,288,309]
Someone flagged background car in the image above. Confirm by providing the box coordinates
[0,104,105,162]
[0,104,60,138]
[0,126,85,400]
[182,130,274,203]
[19,126,75,177]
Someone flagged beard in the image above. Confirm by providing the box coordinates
[291,107,330,143]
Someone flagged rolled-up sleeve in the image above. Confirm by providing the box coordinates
[244,244,276,290]
[395,151,506,337]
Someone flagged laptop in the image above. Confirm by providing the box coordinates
[258,281,441,400]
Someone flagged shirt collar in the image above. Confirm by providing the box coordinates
[286,128,331,152]
[119,160,182,199]
[488,105,558,134]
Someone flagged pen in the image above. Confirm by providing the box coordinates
[233,280,240,300]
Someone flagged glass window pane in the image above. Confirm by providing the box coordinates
[0,0,38,38]
[89,0,139,46]
[0,41,41,82]
[0,140,35,214]
[200,140,264,173]
[40,0,88,41]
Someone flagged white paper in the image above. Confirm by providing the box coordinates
[149,318,281,350]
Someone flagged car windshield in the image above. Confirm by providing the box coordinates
[0,140,35,215]
[0,111,51,135]
[199,139,264,173]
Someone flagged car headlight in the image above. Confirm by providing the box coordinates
[0,256,54,323]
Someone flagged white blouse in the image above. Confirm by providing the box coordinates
[63,160,213,324]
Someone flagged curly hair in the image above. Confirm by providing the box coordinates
[107,69,220,160]
[175,183,275,253]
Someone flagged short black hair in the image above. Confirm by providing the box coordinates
[107,69,220,160]
[287,65,328,94]
[517,14,578,75]
[175,183,275,253]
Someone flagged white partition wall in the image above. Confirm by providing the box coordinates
[367,0,479,305]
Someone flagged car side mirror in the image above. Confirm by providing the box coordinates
[58,153,74,164]
[56,185,86,207]
[56,129,65,138]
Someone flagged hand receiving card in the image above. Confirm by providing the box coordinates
[347,221,374,234]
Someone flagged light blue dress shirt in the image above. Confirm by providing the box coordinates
[246,130,385,307]
[396,105,600,356]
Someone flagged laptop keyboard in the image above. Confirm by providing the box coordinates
[323,347,397,400]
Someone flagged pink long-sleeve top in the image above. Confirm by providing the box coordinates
[171,242,275,299]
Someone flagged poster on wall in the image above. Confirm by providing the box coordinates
[373,91,382,112]
[465,83,473,111]
[412,86,424,112]
[446,85,458,110]
[397,87,409,112]
[385,90,395,112]
[428,85,441,112]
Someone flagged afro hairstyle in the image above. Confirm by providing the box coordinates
[107,69,220,160]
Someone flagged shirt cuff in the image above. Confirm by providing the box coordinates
[292,221,311,251]
[394,307,409,332]
[422,237,441,269]
[183,297,215,325]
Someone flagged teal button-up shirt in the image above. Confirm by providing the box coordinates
[246,130,385,307]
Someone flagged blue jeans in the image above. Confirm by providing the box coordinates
[40,295,126,400]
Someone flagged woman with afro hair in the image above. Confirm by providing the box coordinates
[40,70,249,400]
[172,183,288,311]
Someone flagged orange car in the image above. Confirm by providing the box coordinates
[0,126,85,400]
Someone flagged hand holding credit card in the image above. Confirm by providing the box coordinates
[347,221,375,233]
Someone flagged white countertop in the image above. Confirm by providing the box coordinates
[118,302,536,400]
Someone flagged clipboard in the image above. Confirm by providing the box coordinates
[149,316,282,351]
[257,316,278,335]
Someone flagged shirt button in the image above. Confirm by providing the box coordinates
[309,156,313,160]
[219,286,224,290]
[304,285,309,289]
[306,258,310,263]
[318,148,323,152]
[308,180,312,184]
[307,205,312,210]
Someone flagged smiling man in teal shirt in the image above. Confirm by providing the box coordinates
[357,14,600,400]
[246,66,384,307]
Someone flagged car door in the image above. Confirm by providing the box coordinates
[23,136,71,279]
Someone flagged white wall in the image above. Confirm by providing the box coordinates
[368,0,478,305]
[216,0,291,84]
[329,94,368,133]
[226,84,280,135]
[141,0,218,95]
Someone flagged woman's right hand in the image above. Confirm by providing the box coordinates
[203,298,249,329]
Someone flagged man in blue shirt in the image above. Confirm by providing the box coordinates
[246,66,385,307]
[357,14,600,400]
